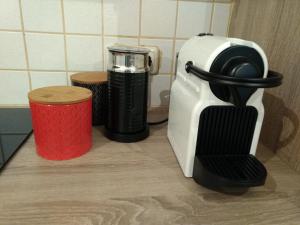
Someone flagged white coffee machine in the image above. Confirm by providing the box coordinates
[168,34,282,188]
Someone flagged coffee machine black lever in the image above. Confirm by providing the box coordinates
[185,61,282,106]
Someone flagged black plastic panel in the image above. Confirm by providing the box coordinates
[72,81,108,126]
[0,108,32,134]
[209,45,264,106]
[193,155,267,188]
[193,106,267,188]
[0,108,32,170]
[196,106,258,156]
[105,71,149,142]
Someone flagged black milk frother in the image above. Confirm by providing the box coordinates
[105,46,151,142]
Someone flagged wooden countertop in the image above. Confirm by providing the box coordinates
[1,113,300,224]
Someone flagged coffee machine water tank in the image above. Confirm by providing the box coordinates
[168,34,282,189]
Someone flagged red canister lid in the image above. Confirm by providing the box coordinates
[28,86,92,105]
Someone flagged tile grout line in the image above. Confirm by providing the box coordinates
[0,28,189,40]
[169,0,179,90]
[138,0,142,45]
[18,0,32,91]
[0,28,21,32]
[0,68,173,75]
[0,68,65,72]
[2,70,170,77]
[101,0,105,71]
[215,0,232,3]
[209,0,215,33]
[18,30,66,35]
[66,32,100,36]
[0,104,169,108]
[60,0,70,85]
[226,1,234,36]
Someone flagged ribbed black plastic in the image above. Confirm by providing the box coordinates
[193,106,267,188]
[105,71,149,142]
[196,106,258,156]
[72,81,108,126]
[193,155,267,188]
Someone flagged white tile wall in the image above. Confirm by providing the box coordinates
[141,0,177,38]
[31,72,67,89]
[0,0,232,107]
[64,0,102,34]
[140,39,173,74]
[66,35,103,71]
[26,33,65,70]
[103,0,140,36]
[0,71,30,104]
[177,1,212,38]
[21,0,63,32]
[149,75,171,107]
[0,0,21,30]
[211,3,231,36]
[0,31,27,69]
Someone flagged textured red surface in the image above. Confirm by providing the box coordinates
[30,99,92,160]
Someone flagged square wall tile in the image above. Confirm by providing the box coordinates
[0,0,21,29]
[140,39,173,74]
[0,31,26,69]
[149,74,171,106]
[211,3,231,36]
[0,71,30,104]
[103,0,139,36]
[103,37,138,70]
[26,33,65,70]
[21,0,63,32]
[141,0,177,38]
[172,39,186,73]
[31,71,67,89]
[66,35,102,71]
[64,0,102,34]
[176,1,212,38]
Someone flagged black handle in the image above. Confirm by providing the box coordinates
[185,61,283,88]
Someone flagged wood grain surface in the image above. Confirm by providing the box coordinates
[28,86,92,105]
[0,109,300,224]
[229,0,300,172]
[71,72,108,85]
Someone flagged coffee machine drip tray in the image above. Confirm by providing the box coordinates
[192,106,267,188]
[193,155,267,188]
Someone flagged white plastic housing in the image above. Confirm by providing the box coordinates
[167,35,268,177]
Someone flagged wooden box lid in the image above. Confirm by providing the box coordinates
[28,86,92,105]
[70,72,108,85]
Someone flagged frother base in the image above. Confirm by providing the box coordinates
[104,126,149,143]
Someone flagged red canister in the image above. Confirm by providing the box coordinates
[28,86,92,160]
